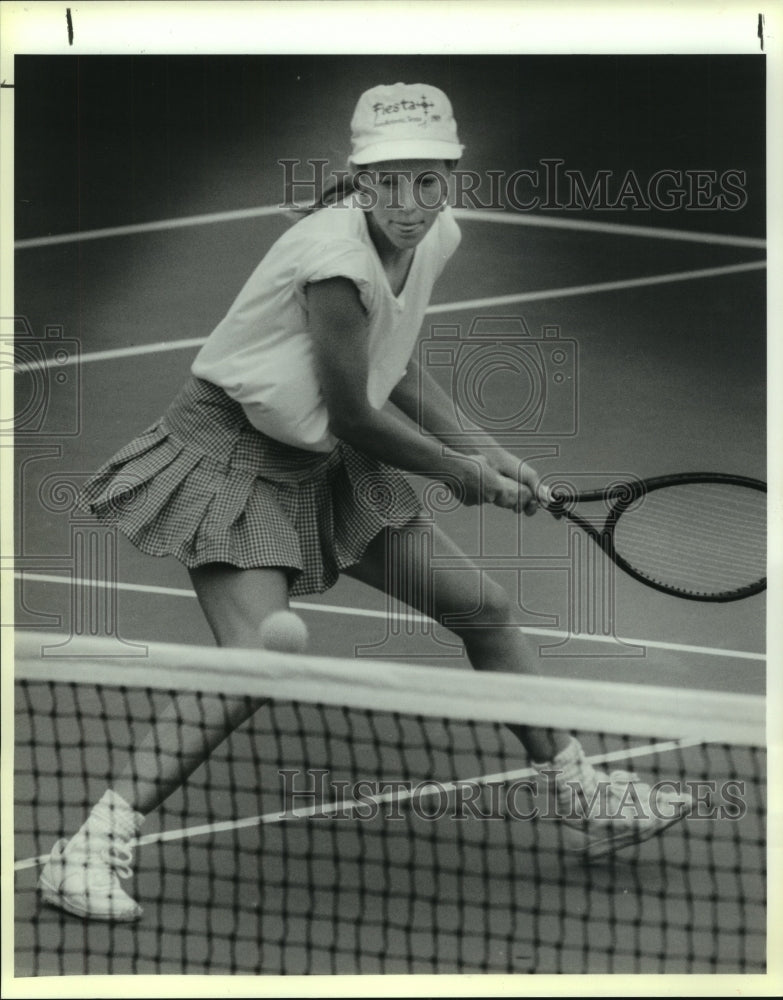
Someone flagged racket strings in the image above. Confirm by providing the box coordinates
[615,522,765,574]
[615,516,765,572]
[629,490,767,534]
[611,550,760,592]
[611,484,766,595]
[615,534,764,589]
[623,514,764,565]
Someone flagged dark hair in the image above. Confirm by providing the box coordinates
[286,160,459,220]
[287,173,358,218]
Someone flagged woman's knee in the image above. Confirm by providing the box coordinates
[439,573,514,635]
[189,563,290,649]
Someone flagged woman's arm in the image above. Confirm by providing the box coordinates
[307,277,534,513]
[389,352,483,454]
[390,346,546,512]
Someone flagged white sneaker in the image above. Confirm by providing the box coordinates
[38,790,144,921]
[558,768,692,859]
[533,738,692,860]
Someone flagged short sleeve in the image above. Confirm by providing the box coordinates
[294,238,376,313]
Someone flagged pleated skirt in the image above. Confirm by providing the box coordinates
[78,376,422,596]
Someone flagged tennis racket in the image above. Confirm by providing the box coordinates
[542,472,766,602]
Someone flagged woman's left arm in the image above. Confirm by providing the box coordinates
[389,354,547,513]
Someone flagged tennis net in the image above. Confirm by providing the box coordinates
[12,630,766,977]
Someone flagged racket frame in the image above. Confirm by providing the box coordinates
[546,472,766,602]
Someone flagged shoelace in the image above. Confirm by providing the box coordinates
[558,769,646,819]
[603,770,652,805]
[606,769,642,788]
[558,767,643,794]
[101,842,134,880]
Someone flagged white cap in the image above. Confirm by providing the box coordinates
[349,82,464,166]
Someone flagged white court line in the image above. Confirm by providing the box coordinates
[424,259,767,315]
[13,736,701,870]
[13,571,765,662]
[13,206,286,250]
[451,208,767,249]
[14,204,766,251]
[12,259,768,373]
[14,336,211,369]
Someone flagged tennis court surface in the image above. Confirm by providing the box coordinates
[11,55,769,983]
[13,632,766,976]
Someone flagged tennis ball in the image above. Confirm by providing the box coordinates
[259,610,309,654]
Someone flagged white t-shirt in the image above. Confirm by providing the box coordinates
[191,201,462,451]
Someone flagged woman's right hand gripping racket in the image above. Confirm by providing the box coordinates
[541,472,766,602]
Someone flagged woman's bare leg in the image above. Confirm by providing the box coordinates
[112,564,290,813]
[343,518,570,763]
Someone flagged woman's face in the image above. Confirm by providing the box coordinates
[357,159,452,251]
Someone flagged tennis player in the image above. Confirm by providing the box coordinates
[38,83,690,921]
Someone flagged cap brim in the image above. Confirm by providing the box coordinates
[349,139,464,166]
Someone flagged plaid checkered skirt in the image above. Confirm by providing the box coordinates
[78,376,423,595]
